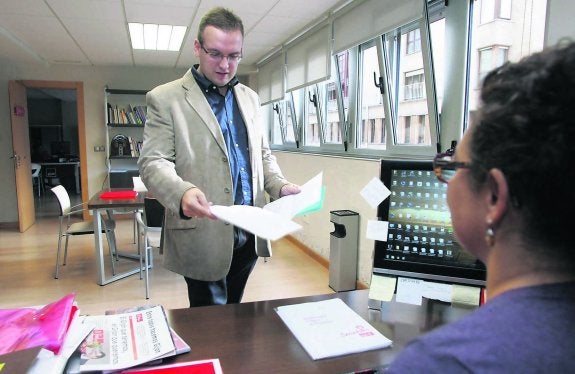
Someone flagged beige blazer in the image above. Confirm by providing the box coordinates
[138,69,289,281]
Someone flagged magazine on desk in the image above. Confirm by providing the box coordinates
[66,305,176,372]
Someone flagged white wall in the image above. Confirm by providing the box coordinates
[274,151,381,285]
[0,60,186,223]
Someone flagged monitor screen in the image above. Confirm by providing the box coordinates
[50,141,71,156]
[373,159,486,286]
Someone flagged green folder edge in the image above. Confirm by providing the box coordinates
[295,186,325,216]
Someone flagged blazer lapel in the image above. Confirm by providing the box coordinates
[181,71,227,155]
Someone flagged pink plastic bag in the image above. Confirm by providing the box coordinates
[0,293,76,355]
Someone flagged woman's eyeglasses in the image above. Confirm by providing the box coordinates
[433,151,471,183]
[200,43,242,64]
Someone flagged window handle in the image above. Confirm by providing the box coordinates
[373,72,385,95]
[308,92,318,108]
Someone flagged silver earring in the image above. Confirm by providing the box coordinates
[485,227,495,247]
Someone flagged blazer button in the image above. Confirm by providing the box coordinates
[224,187,231,193]
[221,156,228,162]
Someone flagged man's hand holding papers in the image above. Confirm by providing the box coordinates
[210,172,324,241]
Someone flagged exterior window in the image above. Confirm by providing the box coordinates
[406,29,421,55]
[417,115,426,144]
[404,71,425,101]
[478,46,509,82]
[403,116,411,143]
[481,0,512,23]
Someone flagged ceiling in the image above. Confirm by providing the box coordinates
[0,0,344,72]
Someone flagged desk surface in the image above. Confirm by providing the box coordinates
[87,189,145,210]
[165,290,475,374]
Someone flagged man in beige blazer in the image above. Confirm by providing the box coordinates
[139,7,300,307]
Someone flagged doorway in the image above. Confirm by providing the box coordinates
[27,87,81,217]
[11,80,88,229]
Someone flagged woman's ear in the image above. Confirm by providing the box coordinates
[485,168,510,226]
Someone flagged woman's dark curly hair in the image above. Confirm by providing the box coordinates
[469,40,575,257]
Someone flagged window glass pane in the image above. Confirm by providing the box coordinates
[499,0,512,19]
[336,51,351,120]
[430,16,445,113]
[304,85,321,146]
[406,29,421,54]
[269,102,283,145]
[284,99,296,143]
[324,80,341,144]
[358,44,386,150]
[396,27,431,145]
[469,0,547,126]
[480,0,495,23]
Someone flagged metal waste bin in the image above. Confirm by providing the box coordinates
[329,210,359,292]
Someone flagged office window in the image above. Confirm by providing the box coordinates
[403,116,411,143]
[480,0,512,23]
[404,71,425,101]
[269,98,297,146]
[417,115,426,144]
[304,85,321,146]
[406,29,421,55]
[478,46,509,83]
[358,42,386,150]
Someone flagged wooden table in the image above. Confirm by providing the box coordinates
[164,290,476,373]
[87,189,145,285]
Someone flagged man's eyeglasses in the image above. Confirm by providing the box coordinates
[200,43,242,64]
[433,151,472,184]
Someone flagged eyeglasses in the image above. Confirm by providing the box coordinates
[200,43,242,64]
[433,151,472,184]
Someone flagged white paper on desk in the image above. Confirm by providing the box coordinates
[210,205,302,241]
[264,172,323,219]
[396,277,424,305]
[276,298,392,360]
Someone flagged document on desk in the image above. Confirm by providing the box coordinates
[210,172,324,241]
[276,298,392,360]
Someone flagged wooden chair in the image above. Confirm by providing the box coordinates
[135,197,165,299]
[51,185,118,279]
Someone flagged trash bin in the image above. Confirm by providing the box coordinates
[329,210,359,292]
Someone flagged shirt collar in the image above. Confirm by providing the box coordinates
[191,64,239,94]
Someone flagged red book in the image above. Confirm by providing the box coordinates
[100,190,138,200]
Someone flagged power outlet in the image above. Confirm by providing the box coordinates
[93,145,105,152]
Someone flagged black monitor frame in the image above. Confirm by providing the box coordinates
[373,159,486,287]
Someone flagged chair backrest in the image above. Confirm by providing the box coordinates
[31,163,41,177]
[143,197,164,228]
[51,185,71,216]
[132,176,148,192]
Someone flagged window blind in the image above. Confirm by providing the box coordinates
[285,22,331,92]
[333,0,423,54]
[257,51,285,105]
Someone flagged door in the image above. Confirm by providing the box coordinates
[9,80,35,232]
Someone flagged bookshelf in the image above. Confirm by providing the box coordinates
[104,87,148,188]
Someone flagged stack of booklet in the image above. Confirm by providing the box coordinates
[0,294,196,373]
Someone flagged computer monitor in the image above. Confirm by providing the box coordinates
[373,159,486,287]
[50,141,71,157]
